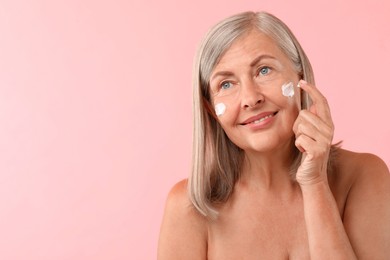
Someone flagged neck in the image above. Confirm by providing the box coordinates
[239,139,298,191]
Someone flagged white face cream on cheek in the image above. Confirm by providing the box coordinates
[281,81,295,97]
[214,103,226,117]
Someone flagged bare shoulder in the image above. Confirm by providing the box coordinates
[157,179,208,260]
[331,148,389,186]
[342,148,389,172]
[162,179,206,222]
[164,179,192,211]
[336,149,390,258]
[337,148,390,206]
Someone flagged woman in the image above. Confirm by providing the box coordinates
[158,11,390,259]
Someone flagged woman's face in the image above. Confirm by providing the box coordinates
[209,29,301,154]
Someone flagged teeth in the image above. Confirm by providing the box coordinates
[252,114,273,124]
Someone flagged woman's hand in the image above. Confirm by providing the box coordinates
[293,80,334,186]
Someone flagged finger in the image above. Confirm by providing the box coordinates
[295,134,330,160]
[294,120,322,141]
[293,110,334,138]
[295,121,333,148]
[298,80,332,122]
[295,134,314,153]
[299,110,334,132]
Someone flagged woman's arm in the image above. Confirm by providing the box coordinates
[293,80,357,259]
[157,179,208,260]
[300,179,357,259]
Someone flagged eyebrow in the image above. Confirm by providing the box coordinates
[250,54,277,67]
[210,54,278,82]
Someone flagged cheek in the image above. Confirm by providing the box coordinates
[217,106,238,127]
[213,94,240,119]
[214,103,226,116]
[215,104,241,133]
[277,82,301,109]
[281,81,295,97]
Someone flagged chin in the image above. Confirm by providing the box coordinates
[236,134,295,154]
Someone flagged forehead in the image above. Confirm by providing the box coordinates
[214,29,290,69]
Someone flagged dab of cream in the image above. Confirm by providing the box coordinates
[281,81,295,97]
[215,103,226,117]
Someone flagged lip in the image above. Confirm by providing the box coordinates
[240,111,278,129]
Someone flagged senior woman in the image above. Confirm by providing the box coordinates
[158,11,390,259]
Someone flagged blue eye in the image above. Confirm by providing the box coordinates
[259,66,271,76]
[221,81,233,90]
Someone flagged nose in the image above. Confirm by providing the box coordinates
[240,78,264,109]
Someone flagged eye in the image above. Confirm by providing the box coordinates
[258,66,271,76]
[220,81,233,90]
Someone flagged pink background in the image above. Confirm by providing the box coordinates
[0,0,389,259]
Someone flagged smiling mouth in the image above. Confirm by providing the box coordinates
[241,112,278,125]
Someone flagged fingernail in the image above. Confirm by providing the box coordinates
[299,79,307,86]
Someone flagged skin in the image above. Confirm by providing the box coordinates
[158,29,390,259]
